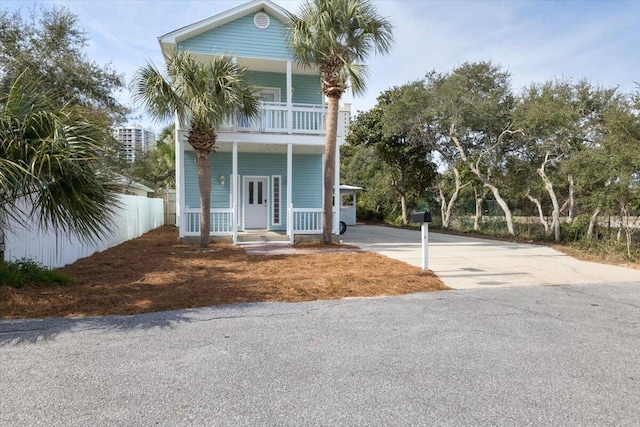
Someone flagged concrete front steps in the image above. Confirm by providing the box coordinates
[236,230,289,244]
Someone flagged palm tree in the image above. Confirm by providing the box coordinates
[0,72,118,243]
[133,51,259,248]
[286,0,393,244]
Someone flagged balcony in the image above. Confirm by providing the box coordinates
[221,102,327,135]
[178,101,350,141]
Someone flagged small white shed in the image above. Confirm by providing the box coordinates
[111,174,155,197]
[339,185,363,226]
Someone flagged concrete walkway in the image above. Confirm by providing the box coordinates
[342,224,640,290]
[242,241,361,256]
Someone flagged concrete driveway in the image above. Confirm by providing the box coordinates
[342,224,640,290]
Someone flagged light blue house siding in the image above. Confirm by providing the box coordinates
[245,71,322,105]
[183,151,322,230]
[178,13,293,61]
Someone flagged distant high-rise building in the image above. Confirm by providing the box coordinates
[113,125,156,162]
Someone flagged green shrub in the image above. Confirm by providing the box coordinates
[356,205,385,223]
[0,259,71,288]
[561,214,590,242]
[567,238,640,262]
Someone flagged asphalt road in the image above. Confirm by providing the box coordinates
[2,283,640,426]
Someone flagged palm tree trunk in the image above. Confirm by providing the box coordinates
[196,149,211,248]
[323,95,340,244]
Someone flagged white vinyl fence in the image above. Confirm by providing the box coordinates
[2,194,164,269]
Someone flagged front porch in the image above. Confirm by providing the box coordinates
[182,206,339,244]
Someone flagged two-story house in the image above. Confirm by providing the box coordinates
[158,0,350,244]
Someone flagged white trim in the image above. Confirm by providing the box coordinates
[272,175,282,225]
[232,141,238,243]
[176,114,186,238]
[286,61,293,134]
[334,143,341,234]
[286,143,293,237]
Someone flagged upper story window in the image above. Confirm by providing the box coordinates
[254,12,270,30]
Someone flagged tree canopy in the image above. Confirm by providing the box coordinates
[0,5,129,244]
[347,83,436,224]
[0,5,128,127]
[343,60,640,249]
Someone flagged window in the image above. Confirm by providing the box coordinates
[272,176,281,225]
[341,194,354,207]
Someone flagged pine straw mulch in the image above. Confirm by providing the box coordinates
[0,226,448,319]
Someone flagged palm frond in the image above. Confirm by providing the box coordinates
[1,71,118,243]
[286,0,393,97]
[133,51,259,138]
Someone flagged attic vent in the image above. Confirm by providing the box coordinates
[254,12,270,30]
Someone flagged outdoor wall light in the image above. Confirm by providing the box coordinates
[219,175,226,186]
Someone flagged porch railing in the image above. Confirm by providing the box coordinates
[288,207,339,244]
[184,206,337,245]
[291,208,324,234]
[184,208,234,236]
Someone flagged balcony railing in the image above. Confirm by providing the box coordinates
[222,102,327,135]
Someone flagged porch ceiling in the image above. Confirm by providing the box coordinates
[216,141,324,154]
[191,53,318,75]
[181,140,324,154]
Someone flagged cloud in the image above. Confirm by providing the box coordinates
[3,0,637,128]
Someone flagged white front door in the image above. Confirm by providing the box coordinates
[244,177,268,229]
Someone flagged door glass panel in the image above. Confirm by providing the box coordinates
[249,182,254,204]
[257,182,263,205]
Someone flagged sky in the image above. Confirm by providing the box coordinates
[1,0,638,133]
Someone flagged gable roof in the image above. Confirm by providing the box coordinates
[158,0,290,55]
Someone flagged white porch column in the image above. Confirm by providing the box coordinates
[175,113,186,239]
[232,141,238,244]
[286,61,293,134]
[334,143,340,235]
[286,143,293,237]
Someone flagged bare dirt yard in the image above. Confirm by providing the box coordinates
[0,226,448,319]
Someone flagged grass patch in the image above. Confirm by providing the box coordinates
[556,239,640,266]
[0,259,72,288]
